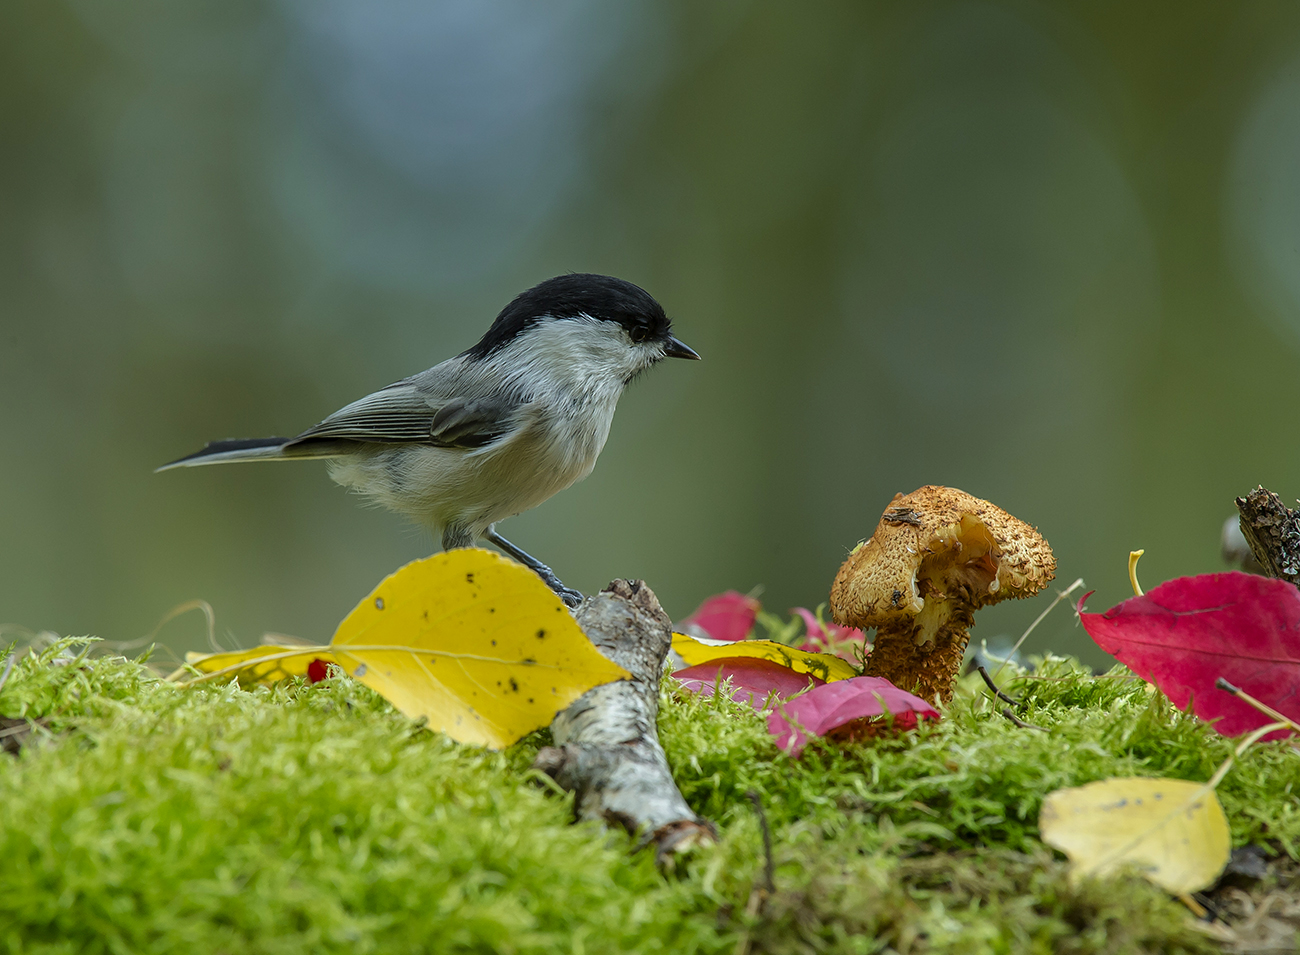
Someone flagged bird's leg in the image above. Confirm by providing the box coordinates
[484,527,584,608]
[441,524,477,551]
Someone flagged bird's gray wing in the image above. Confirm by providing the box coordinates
[284,376,524,451]
[425,397,519,449]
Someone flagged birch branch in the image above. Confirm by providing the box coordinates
[533,579,715,862]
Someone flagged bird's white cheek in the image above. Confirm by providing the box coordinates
[485,318,639,395]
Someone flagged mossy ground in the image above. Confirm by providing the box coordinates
[1,641,1296,954]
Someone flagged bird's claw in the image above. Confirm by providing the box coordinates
[556,586,585,609]
[529,564,584,608]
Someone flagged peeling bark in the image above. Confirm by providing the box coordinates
[533,579,715,862]
[1235,486,1300,584]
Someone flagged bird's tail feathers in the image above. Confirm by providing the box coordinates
[156,437,297,472]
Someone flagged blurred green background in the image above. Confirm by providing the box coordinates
[4,1,1299,667]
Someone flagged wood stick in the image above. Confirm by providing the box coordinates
[977,665,1020,706]
[533,580,715,863]
[1234,486,1300,583]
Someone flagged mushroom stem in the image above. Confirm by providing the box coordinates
[864,619,972,707]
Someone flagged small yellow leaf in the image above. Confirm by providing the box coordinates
[671,633,857,683]
[1039,777,1231,895]
[330,548,630,749]
[176,646,335,686]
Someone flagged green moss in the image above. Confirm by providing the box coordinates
[0,642,714,955]
[1,640,1294,953]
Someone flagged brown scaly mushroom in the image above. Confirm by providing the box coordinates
[830,486,1055,706]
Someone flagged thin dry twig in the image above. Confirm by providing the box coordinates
[977,665,1020,706]
[1215,678,1300,733]
[747,790,775,896]
[1000,707,1047,732]
[104,599,219,653]
[1178,893,1209,920]
[0,716,50,755]
[0,721,33,740]
[991,577,1085,680]
[1021,673,1143,682]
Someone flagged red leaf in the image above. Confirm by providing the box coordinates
[767,676,939,755]
[675,657,823,709]
[678,591,760,642]
[306,658,330,683]
[1078,571,1300,738]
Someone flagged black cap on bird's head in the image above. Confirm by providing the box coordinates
[464,273,699,362]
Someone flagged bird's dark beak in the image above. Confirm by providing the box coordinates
[663,335,701,360]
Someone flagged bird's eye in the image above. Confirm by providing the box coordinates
[629,325,649,343]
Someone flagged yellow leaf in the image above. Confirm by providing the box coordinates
[329,548,630,749]
[671,632,857,683]
[1039,777,1230,895]
[174,646,336,686]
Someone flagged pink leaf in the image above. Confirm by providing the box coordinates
[792,607,866,657]
[1078,571,1300,739]
[767,676,939,755]
[793,607,823,636]
[678,591,760,642]
[674,657,824,709]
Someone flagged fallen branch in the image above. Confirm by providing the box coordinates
[533,579,715,862]
[1234,486,1300,583]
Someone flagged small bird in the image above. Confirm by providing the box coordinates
[158,273,699,606]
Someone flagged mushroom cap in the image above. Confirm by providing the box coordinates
[830,486,1055,632]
